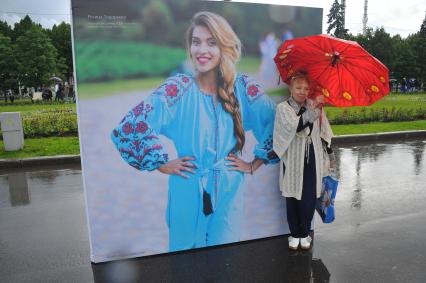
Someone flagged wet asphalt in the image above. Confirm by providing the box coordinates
[0,140,425,283]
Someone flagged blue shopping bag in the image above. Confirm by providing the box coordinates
[316,175,339,223]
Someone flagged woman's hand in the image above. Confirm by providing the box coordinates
[225,153,251,174]
[314,95,324,108]
[158,156,197,179]
[225,154,265,174]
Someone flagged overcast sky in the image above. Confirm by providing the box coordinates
[0,0,424,37]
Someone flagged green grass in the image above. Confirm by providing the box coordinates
[0,137,80,159]
[331,120,426,135]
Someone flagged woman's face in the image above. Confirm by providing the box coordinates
[290,78,310,105]
[190,25,221,74]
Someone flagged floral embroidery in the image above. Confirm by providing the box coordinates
[256,135,279,164]
[248,85,259,97]
[267,150,278,161]
[112,96,168,171]
[122,122,133,135]
[239,74,265,104]
[135,121,148,134]
[114,123,168,171]
[166,84,178,97]
[154,74,192,107]
[132,101,153,119]
[152,144,163,150]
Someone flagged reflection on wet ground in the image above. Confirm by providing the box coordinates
[0,140,425,282]
[92,237,330,283]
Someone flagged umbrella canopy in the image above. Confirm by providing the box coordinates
[49,76,63,82]
[274,34,390,107]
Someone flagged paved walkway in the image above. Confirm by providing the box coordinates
[1,140,425,282]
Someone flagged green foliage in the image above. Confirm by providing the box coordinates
[329,106,426,124]
[73,2,321,56]
[142,0,173,44]
[349,28,426,83]
[50,22,73,79]
[0,20,13,38]
[420,12,426,38]
[15,25,59,87]
[326,0,348,38]
[326,93,426,124]
[0,15,73,90]
[75,41,186,82]
[20,109,78,138]
[405,33,426,83]
[0,33,18,91]
[12,15,42,42]
[0,108,77,139]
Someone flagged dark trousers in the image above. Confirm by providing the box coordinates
[286,143,317,238]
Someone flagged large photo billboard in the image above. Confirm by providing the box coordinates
[71,0,322,262]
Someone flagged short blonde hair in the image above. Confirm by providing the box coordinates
[290,70,310,86]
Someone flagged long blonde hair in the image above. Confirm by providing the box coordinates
[186,11,245,152]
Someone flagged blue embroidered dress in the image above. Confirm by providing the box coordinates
[111,73,278,251]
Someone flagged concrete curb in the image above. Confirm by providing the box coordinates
[0,130,425,170]
[0,155,80,170]
[332,130,426,145]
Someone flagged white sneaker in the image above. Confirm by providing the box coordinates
[288,236,300,250]
[300,236,312,250]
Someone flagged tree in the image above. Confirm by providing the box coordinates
[15,25,59,88]
[420,12,426,38]
[12,15,42,42]
[326,0,348,38]
[50,22,73,80]
[368,28,394,70]
[141,0,173,44]
[0,20,13,38]
[0,33,18,91]
[418,13,426,83]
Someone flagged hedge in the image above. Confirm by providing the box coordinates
[75,41,187,82]
[0,109,78,139]
[328,107,426,125]
[1,106,424,139]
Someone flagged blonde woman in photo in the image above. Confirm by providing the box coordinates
[112,11,279,252]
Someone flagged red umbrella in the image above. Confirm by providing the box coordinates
[274,34,390,107]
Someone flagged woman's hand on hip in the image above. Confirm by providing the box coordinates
[158,156,197,179]
[226,153,251,174]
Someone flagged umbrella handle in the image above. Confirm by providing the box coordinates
[319,104,323,130]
